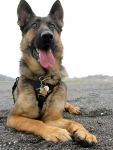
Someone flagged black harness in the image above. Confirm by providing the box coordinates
[12,77,61,109]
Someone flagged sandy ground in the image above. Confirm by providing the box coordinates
[0,81,113,150]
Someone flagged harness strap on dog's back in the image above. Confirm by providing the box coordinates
[12,77,61,109]
[12,77,19,95]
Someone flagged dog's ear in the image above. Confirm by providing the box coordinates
[49,0,64,28]
[17,0,35,31]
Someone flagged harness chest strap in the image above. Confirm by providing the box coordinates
[12,77,61,109]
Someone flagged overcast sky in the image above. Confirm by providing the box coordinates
[0,0,113,78]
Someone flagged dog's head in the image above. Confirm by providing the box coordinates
[17,0,64,75]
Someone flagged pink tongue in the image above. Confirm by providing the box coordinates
[39,49,55,68]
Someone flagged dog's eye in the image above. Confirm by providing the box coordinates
[49,23,55,28]
[31,23,37,29]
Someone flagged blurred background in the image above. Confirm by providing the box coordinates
[0,0,113,78]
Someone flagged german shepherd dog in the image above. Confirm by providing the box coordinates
[7,0,97,145]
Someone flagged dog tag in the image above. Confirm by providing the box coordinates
[39,87,42,93]
[44,85,49,91]
[42,88,47,95]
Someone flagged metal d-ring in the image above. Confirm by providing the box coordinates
[39,76,52,82]
[39,76,45,82]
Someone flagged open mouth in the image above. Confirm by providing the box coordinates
[33,48,55,69]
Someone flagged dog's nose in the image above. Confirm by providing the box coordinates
[41,31,53,41]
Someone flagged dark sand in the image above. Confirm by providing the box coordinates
[0,81,113,150]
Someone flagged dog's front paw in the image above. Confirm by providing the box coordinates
[42,127,72,142]
[73,129,97,147]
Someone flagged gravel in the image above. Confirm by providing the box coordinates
[0,81,113,150]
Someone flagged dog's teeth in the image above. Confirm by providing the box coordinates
[36,48,39,53]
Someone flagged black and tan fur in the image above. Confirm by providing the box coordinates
[7,0,97,145]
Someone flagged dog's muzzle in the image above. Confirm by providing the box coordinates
[33,30,55,69]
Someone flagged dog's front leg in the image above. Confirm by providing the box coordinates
[7,115,71,142]
[43,117,97,145]
[42,82,97,145]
